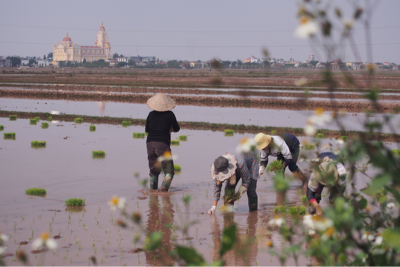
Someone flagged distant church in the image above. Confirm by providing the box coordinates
[53,23,111,65]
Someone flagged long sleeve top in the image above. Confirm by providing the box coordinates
[213,149,259,201]
[259,135,294,167]
[145,111,180,146]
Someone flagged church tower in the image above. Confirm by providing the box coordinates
[95,22,111,59]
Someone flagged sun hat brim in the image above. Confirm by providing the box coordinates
[147,93,176,111]
[313,160,339,186]
[255,133,271,150]
[210,153,237,182]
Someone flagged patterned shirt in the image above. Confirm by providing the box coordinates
[259,135,293,167]
[213,149,259,201]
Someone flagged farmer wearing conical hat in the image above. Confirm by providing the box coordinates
[207,149,259,214]
[146,93,180,192]
[307,152,347,216]
[254,133,308,194]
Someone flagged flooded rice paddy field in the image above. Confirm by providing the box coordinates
[1,98,399,133]
[0,117,390,266]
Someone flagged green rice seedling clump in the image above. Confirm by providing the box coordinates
[133,132,145,139]
[178,135,188,141]
[301,194,308,203]
[35,117,40,122]
[9,115,17,120]
[4,132,16,139]
[174,164,182,172]
[224,129,234,136]
[90,125,96,131]
[171,140,180,146]
[392,149,400,157]
[65,198,85,206]
[304,144,315,150]
[0,125,3,131]
[122,121,131,127]
[74,118,83,124]
[341,136,348,142]
[92,150,106,157]
[26,188,46,195]
[274,205,286,214]
[47,116,52,121]
[41,122,49,128]
[267,160,284,174]
[30,119,37,125]
[31,141,46,147]
[271,130,277,135]
[288,206,307,215]
[317,133,324,139]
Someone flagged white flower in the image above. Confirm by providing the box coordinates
[308,229,316,235]
[304,124,317,137]
[295,17,319,39]
[303,214,314,229]
[374,236,383,246]
[108,196,126,211]
[268,216,285,227]
[336,139,344,145]
[362,232,374,241]
[236,137,256,153]
[294,78,308,87]
[157,151,177,162]
[387,202,395,209]
[343,18,354,29]
[32,232,57,250]
[0,246,6,255]
[313,217,334,231]
[0,232,9,242]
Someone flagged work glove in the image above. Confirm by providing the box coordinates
[230,186,248,202]
[259,166,265,176]
[208,205,217,214]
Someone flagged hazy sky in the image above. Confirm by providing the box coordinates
[1,0,399,63]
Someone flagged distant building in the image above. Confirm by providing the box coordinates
[0,59,12,67]
[309,54,315,61]
[53,22,111,66]
[116,57,129,63]
[244,56,260,63]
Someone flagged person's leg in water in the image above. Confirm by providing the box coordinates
[247,179,258,211]
[147,142,161,190]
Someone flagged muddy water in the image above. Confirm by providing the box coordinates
[1,97,399,133]
[0,116,394,266]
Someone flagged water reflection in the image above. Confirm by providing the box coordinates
[145,194,175,266]
[211,212,258,265]
[97,102,106,116]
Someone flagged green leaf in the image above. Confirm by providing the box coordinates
[175,246,205,266]
[363,174,391,196]
[219,224,237,256]
[144,232,162,251]
[358,198,367,210]
[383,228,400,249]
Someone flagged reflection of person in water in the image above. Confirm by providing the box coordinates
[97,101,106,116]
[145,194,174,265]
[211,212,258,265]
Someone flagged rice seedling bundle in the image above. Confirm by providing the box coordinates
[266,160,284,174]
[90,125,96,131]
[178,135,188,141]
[288,205,307,215]
[317,133,324,139]
[393,149,400,157]
[9,115,17,120]
[30,119,37,125]
[341,136,348,142]
[41,122,49,128]
[65,198,85,206]
[304,144,315,150]
[26,188,46,195]
[274,205,286,214]
[74,118,83,123]
[133,132,145,139]
[4,132,16,139]
[31,141,46,147]
[92,150,106,157]
[224,129,234,136]
[35,117,40,122]
[47,116,52,121]
[171,140,180,146]
[122,121,131,127]
[0,125,3,131]
[174,164,182,172]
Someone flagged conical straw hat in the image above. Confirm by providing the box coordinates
[146,93,176,111]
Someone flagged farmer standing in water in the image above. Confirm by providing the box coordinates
[145,93,180,192]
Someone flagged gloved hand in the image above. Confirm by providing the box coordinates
[208,205,217,214]
[259,166,265,176]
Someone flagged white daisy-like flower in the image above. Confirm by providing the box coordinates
[343,18,354,29]
[0,232,9,242]
[362,232,374,241]
[308,229,316,235]
[0,246,7,255]
[304,124,317,137]
[236,137,256,153]
[294,16,319,39]
[374,235,383,246]
[387,202,395,209]
[157,151,177,162]
[32,232,57,250]
[313,217,334,231]
[336,139,344,145]
[268,215,285,227]
[294,78,308,87]
[108,196,126,212]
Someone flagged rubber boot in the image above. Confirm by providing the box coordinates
[276,191,286,206]
[292,169,308,195]
[150,175,159,190]
[248,196,258,211]
[160,174,173,192]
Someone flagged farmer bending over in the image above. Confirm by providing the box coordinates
[145,93,180,192]
[307,152,347,216]
[255,133,308,194]
[208,149,259,214]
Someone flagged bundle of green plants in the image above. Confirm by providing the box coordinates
[26,188,46,195]
[178,135,188,141]
[31,141,46,147]
[92,150,106,157]
[35,117,40,122]
[171,140,180,146]
[392,149,400,157]
[122,121,131,127]
[47,116,52,121]
[301,194,308,204]
[90,125,96,131]
[30,119,37,125]
[341,136,348,142]
[224,129,234,136]
[174,164,182,172]
[133,132,145,139]
[65,198,85,206]
[74,118,83,124]
[41,122,49,128]
[304,144,315,150]
[273,173,289,192]
[0,125,3,131]
[9,115,17,121]
[266,160,284,174]
[317,133,324,139]
[4,132,16,139]
[288,205,307,215]
[271,130,277,135]
[274,205,286,214]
